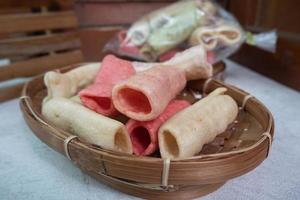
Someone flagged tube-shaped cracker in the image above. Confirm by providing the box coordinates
[132,45,212,80]
[188,27,219,50]
[42,97,133,154]
[158,88,238,159]
[188,25,242,50]
[165,45,212,80]
[79,55,136,116]
[216,25,242,45]
[125,0,202,48]
[126,100,190,156]
[112,66,186,121]
[43,63,101,103]
[112,46,211,121]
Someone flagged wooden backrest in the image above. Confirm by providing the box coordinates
[0,0,82,102]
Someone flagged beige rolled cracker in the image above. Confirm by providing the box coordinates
[188,27,219,50]
[42,97,132,154]
[158,88,238,159]
[188,25,242,50]
[216,25,242,45]
[165,45,212,80]
[43,63,101,103]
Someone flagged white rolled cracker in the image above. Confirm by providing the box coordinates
[188,24,242,49]
[158,87,238,159]
[216,24,242,45]
[188,27,219,50]
[42,97,133,154]
[43,63,101,104]
[133,45,212,80]
[165,45,212,80]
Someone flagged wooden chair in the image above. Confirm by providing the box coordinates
[0,0,82,102]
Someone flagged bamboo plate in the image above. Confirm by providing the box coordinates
[20,62,274,200]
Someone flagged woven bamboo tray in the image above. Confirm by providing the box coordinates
[20,62,274,200]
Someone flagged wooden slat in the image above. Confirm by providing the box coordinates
[0,50,83,81]
[0,7,31,15]
[0,83,24,103]
[0,32,80,57]
[75,2,170,26]
[4,55,30,63]
[0,11,78,34]
[0,0,74,10]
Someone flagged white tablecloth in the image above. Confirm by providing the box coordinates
[1,60,300,200]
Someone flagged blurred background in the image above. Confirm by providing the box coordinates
[0,0,299,102]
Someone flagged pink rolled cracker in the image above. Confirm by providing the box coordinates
[80,55,136,116]
[112,65,187,121]
[126,100,190,156]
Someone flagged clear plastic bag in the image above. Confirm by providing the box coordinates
[104,0,277,63]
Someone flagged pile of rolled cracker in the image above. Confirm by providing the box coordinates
[42,45,238,159]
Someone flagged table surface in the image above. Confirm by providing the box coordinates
[1,60,300,200]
